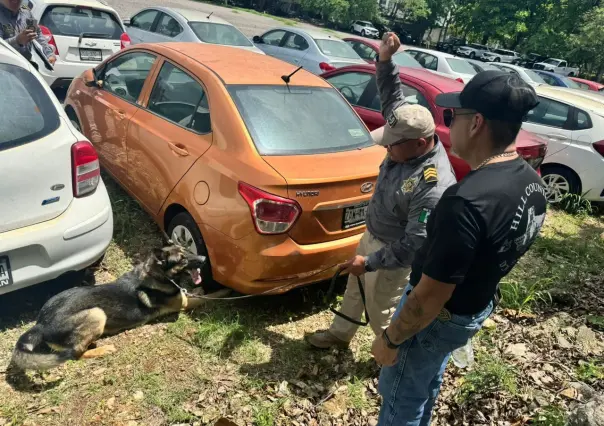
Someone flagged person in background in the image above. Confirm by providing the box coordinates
[0,0,56,69]
[371,65,546,425]
[306,33,456,350]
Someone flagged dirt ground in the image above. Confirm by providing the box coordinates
[1,176,603,426]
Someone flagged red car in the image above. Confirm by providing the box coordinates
[569,76,604,92]
[321,64,547,180]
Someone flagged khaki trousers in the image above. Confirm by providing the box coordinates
[329,231,411,342]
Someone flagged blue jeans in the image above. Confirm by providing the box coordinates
[377,283,494,426]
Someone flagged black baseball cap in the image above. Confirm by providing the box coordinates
[435,70,540,122]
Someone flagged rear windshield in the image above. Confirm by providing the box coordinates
[446,58,477,74]
[559,76,581,89]
[0,64,60,151]
[228,85,373,155]
[392,52,422,69]
[189,22,253,47]
[523,69,546,84]
[314,39,360,59]
[40,6,122,39]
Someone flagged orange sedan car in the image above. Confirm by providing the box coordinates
[64,43,385,294]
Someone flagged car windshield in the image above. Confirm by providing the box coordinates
[189,22,253,46]
[446,58,477,74]
[39,5,123,39]
[228,85,373,155]
[360,21,375,28]
[559,76,582,89]
[314,39,360,59]
[392,52,422,69]
[0,64,60,151]
[523,69,546,83]
[544,59,562,66]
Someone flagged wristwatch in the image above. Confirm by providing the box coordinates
[382,328,403,349]
[364,257,376,273]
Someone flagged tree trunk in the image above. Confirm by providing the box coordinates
[597,65,603,83]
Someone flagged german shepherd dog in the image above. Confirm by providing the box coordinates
[10,243,224,371]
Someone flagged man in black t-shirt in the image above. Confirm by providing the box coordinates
[371,71,546,426]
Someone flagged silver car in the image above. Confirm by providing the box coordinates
[490,63,547,86]
[124,7,265,55]
[481,48,520,63]
[253,28,365,75]
[456,43,490,59]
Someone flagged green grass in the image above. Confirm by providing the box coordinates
[252,401,280,426]
[347,377,370,410]
[575,360,604,382]
[532,405,567,426]
[456,352,518,403]
[0,402,28,426]
[193,310,249,357]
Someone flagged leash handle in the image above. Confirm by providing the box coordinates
[327,269,370,327]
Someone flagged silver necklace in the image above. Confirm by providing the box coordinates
[476,151,517,170]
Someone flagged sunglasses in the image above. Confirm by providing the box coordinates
[443,110,477,128]
[386,138,417,148]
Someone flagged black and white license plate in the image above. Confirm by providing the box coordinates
[342,201,369,230]
[0,256,13,288]
[80,48,102,61]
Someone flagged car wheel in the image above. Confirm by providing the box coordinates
[568,72,575,77]
[494,57,501,62]
[470,52,476,59]
[168,211,220,291]
[361,29,366,37]
[350,26,355,34]
[541,166,581,203]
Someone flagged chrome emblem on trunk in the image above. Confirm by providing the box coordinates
[360,182,374,193]
[51,184,65,191]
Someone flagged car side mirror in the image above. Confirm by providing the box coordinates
[122,18,131,27]
[252,35,263,44]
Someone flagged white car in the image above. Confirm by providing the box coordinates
[533,58,579,77]
[28,0,130,90]
[0,39,113,296]
[124,7,264,55]
[403,47,476,83]
[490,62,547,86]
[480,48,519,63]
[350,21,379,38]
[522,85,604,203]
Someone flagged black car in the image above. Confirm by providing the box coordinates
[390,23,417,45]
[512,53,546,68]
[373,22,391,39]
[436,37,466,53]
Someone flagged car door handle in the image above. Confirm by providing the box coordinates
[547,134,569,141]
[168,142,189,156]
[114,109,126,119]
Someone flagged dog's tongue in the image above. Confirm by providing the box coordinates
[190,268,202,285]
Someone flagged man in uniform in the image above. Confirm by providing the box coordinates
[0,0,56,69]
[306,33,457,349]
[370,64,545,424]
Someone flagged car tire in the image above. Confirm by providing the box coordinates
[494,57,501,62]
[350,26,355,34]
[470,52,476,59]
[167,211,220,292]
[568,72,575,77]
[361,29,366,37]
[541,165,581,204]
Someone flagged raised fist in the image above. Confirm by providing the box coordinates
[379,32,401,62]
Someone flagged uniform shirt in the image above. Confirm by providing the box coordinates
[365,59,457,271]
[0,3,54,61]
[410,157,547,315]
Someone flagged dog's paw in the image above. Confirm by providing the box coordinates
[81,344,117,359]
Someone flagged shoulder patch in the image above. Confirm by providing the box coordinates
[418,208,432,224]
[423,164,438,184]
[401,177,418,194]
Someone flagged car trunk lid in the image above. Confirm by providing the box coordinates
[262,147,386,244]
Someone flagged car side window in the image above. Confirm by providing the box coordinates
[416,53,437,71]
[262,30,286,46]
[147,62,211,134]
[560,61,567,67]
[368,82,432,115]
[575,109,592,130]
[155,13,183,38]
[405,50,419,59]
[283,33,309,51]
[577,82,590,90]
[525,97,570,128]
[540,74,560,86]
[349,41,377,61]
[102,52,157,103]
[327,72,374,107]
[130,10,158,31]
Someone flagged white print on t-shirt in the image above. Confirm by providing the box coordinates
[497,183,547,271]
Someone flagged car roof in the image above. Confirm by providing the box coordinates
[404,47,457,58]
[278,27,338,41]
[32,0,116,10]
[533,69,561,78]
[0,38,35,70]
[536,85,604,114]
[162,7,233,25]
[494,63,523,71]
[145,43,330,86]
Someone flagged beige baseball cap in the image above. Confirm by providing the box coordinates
[371,104,436,146]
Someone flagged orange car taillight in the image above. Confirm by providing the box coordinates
[72,141,100,197]
[39,25,59,56]
[120,32,131,50]
[238,182,301,235]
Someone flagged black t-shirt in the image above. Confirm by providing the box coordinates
[409,157,547,315]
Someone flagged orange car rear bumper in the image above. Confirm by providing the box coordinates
[201,224,363,294]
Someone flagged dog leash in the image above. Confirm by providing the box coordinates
[169,263,343,301]
[326,268,370,326]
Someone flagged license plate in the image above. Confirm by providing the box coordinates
[80,48,102,62]
[0,256,13,288]
[342,201,369,230]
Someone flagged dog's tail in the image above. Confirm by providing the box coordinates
[10,325,73,371]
